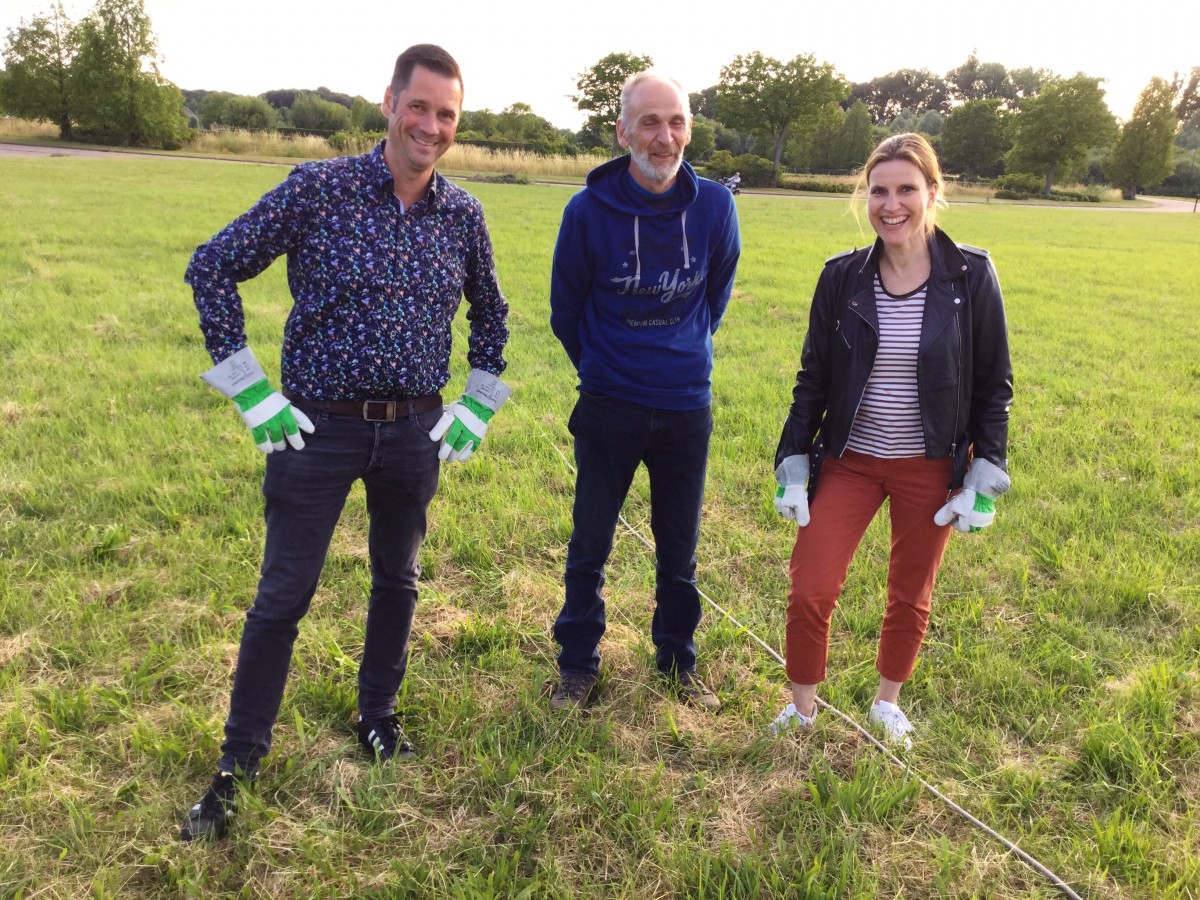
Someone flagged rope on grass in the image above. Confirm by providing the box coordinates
[530,411,1083,900]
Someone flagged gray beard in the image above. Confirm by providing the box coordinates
[631,148,682,186]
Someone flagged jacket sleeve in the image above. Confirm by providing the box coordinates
[775,264,839,467]
[549,200,588,371]
[966,255,1013,471]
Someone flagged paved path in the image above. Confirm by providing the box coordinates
[2,142,1196,212]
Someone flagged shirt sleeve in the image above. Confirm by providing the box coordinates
[549,200,589,370]
[185,167,309,363]
[462,205,510,376]
[705,192,741,335]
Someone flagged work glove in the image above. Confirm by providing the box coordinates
[429,368,512,463]
[934,457,1010,533]
[200,347,314,453]
[773,454,811,526]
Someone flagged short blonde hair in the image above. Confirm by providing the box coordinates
[854,132,946,232]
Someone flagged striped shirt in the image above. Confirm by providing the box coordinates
[846,275,927,458]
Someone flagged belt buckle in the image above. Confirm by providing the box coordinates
[362,400,396,422]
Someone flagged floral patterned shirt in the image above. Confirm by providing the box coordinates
[187,142,508,399]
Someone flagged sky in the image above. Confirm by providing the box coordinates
[4,0,1197,130]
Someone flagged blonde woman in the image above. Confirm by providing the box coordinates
[771,133,1013,746]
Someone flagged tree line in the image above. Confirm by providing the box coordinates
[3,1,1198,198]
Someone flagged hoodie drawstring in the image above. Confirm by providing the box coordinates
[681,210,690,271]
[632,216,641,284]
[631,210,690,285]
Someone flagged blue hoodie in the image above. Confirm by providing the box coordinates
[549,156,741,410]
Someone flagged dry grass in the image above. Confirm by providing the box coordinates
[0,117,58,139]
[441,143,603,178]
[185,128,336,159]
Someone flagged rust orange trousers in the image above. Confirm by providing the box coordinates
[785,449,954,685]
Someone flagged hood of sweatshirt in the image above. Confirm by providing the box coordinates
[584,155,699,285]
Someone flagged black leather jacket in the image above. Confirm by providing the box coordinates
[776,227,1013,489]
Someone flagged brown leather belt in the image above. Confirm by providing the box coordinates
[283,388,442,422]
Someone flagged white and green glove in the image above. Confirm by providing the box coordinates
[200,347,315,454]
[934,457,1010,533]
[429,368,512,463]
[773,454,811,526]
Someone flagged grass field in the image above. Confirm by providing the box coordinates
[1,154,1198,898]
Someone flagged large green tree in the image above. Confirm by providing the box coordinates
[572,52,652,155]
[1173,67,1200,121]
[717,52,846,183]
[0,2,79,139]
[796,102,844,172]
[1008,66,1053,101]
[199,91,279,130]
[1106,77,1178,199]
[849,68,948,122]
[71,0,185,147]
[683,114,715,162]
[945,54,1014,105]
[287,92,351,133]
[836,100,874,170]
[941,99,1011,179]
[1007,75,1117,195]
[349,96,386,132]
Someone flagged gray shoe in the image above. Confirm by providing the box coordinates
[550,672,598,710]
[674,670,722,712]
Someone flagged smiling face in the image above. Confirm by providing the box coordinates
[867,158,938,252]
[381,64,462,182]
[616,76,691,193]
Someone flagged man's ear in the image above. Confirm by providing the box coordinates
[381,86,394,117]
[616,118,630,150]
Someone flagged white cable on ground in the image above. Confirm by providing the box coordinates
[533,413,1083,900]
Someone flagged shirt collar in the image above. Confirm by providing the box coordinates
[370,140,446,209]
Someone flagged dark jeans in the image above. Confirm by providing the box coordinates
[554,392,713,678]
[218,402,441,775]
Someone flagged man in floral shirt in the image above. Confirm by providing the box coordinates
[180,44,510,841]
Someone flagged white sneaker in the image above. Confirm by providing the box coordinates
[869,700,914,749]
[769,702,817,735]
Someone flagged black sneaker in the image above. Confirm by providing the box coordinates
[180,772,240,842]
[549,672,598,710]
[357,713,415,761]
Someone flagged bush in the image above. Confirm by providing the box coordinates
[470,173,530,185]
[993,187,1102,202]
[1149,159,1200,197]
[703,152,775,187]
[731,153,775,187]
[1048,189,1100,202]
[780,177,854,194]
[328,130,383,154]
[993,173,1044,194]
[703,150,736,179]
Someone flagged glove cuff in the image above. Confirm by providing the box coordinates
[774,454,810,488]
[464,368,512,413]
[963,457,1010,498]
[200,347,267,399]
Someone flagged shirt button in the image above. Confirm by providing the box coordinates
[954,297,962,304]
